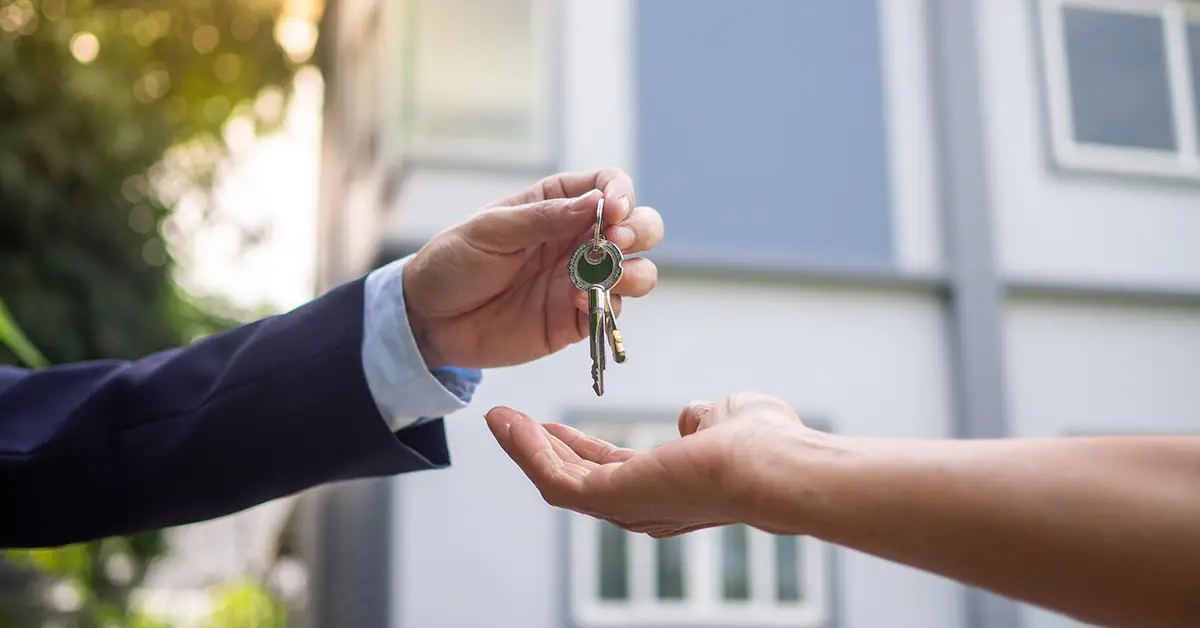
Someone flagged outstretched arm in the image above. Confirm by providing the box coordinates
[0,278,475,548]
[761,430,1200,627]
[2,167,664,549]
[484,395,1200,628]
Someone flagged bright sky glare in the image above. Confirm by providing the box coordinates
[174,67,323,316]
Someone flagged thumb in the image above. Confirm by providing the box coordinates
[678,400,716,437]
[462,189,601,253]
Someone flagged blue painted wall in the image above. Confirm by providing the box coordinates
[634,0,893,267]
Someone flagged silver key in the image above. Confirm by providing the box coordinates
[568,198,626,395]
[587,286,607,395]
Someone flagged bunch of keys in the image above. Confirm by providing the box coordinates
[568,197,627,396]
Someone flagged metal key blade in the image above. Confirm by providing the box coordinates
[588,286,607,396]
[604,290,626,363]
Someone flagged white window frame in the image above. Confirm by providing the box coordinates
[1039,0,1200,179]
[377,0,557,170]
[567,421,832,628]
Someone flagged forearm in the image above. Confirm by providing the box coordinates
[752,432,1200,627]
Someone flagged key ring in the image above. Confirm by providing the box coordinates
[588,197,604,262]
[592,197,604,245]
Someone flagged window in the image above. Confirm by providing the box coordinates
[567,421,832,627]
[1040,0,1200,179]
[394,0,554,165]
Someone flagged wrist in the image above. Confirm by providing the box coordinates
[734,426,857,536]
[401,262,448,371]
[407,313,447,371]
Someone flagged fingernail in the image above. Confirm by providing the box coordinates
[614,226,635,248]
[573,189,601,210]
[613,195,631,216]
[487,412,512,430]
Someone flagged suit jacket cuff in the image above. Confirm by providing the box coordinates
[361,255,482,431]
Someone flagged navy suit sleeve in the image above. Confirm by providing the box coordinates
[0,278,452,548]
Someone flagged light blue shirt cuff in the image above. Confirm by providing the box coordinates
[362,255,482,432]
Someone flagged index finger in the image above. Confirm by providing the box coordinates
[506,168,635,225]
[485,407,583,503]
[555,168,635,212]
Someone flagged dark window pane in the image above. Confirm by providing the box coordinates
[1062,8,1176,150]
[775,535,804,602]
[655,537,686,600]
[1189,22,1200,149]
[721,526,750,601]
[598,522,628,600]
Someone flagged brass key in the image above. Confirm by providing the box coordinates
[604,290,626,364]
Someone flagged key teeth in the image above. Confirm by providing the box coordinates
[610,330,627,364]
[591,363,603,396]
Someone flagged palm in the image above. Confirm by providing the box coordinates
[600,435,736,527]
[537,423,740,537]
[485,395,811,539]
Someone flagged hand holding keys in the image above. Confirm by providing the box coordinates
[568,198,628,396]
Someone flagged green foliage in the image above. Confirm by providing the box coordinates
[0,0,296,368]
[0,296,48,368]
[209,580,288,628]
[0,0,304,625]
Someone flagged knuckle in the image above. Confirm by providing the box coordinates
[538,175,567,200]
[529,200,556,222]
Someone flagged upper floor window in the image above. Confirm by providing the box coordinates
[395,0,554,166]
[567,421,833,628]
[1040,0,1200,179]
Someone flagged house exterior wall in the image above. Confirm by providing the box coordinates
[309,1,1200,627]
[980,0,1200,287]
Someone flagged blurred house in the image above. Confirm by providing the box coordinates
[301,1,1200,627]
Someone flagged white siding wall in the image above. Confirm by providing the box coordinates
[978,0,1200,288]
[1005,298,1200,438]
